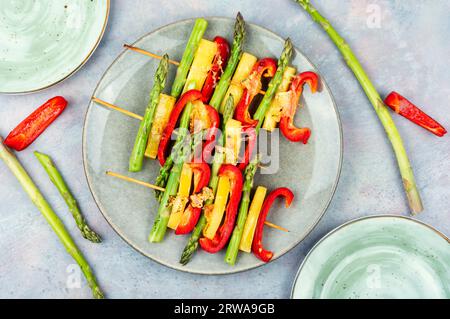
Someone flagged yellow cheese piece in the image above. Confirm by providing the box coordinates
[167,164,193,230]
[239,186,267,252]
[262,66,297,132]
[183,39,217,92]
[224,119,242,165]
[203,176,231,239]
[145,94,176,158]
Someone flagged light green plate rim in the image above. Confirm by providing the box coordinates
[0,0,110,95]
[290,215,450,298]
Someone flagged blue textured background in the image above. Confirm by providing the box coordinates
[0,0,448,298]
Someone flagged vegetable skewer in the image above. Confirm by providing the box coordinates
[35,151,102,243]
[129,54,169,172]
[294,0,423,214]
[0,139,103,299]
[105,169,288,233]
[124,44,267,96]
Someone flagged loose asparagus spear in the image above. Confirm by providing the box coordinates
[0,139,103,299]
[294,0,423,214]
[209,12,246,110]
[34,151,102,243]
[180,96,235,265]
[129,54,169,172]
[149,106,195,242]
[171,18,208,98]
[225,156,259,265]
[253,38,293,131]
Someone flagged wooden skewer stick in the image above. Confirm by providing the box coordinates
[264,221,290,233]
[106,171,166,192]
[92,97,143,121]
[106,170,289,233]
[123,44,266,95]
[124,44,180,66]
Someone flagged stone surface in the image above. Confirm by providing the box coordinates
[0,0,448,298]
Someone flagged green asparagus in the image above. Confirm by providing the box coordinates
[225,156,259,265]
[170,18,208,98]
[254,38,293,131]
[179,96,235,265]
[209,12,246,110]
[35,151,101,243]
[0,139,103,298]
[294,0,423,214]
[129,54,169,172]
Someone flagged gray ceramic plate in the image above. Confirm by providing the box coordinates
[291,215,450,299]
[83,17,343,274]
[0,0,109,94]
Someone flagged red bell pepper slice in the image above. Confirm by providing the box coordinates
[252,187,294,262]
[190,162,211,193]
[237,126,257,171]
[235,58,277,127]
[175,163,211,235]
[199,164,243,253]
[4,96,67,151]
[200,104,221,163]
[280,71,319,144]
[158,90,203,165]
[201,36,230,103]
[384,91,447,137]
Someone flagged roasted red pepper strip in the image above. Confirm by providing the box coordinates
[201,104,221,163]
[280,71,319,144]
[158,90,203,165]
[238,126,257,171]
[199,164,243,253]
[252,187,294,262]
[175,163,211,235]
[202,36,230,103]
[384,91,447,137]
[235,58,277,127]
[4,96,67,151]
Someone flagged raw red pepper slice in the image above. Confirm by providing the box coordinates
[280,71,319,143]
[158,90,203,165]
[201,36,230,103]
[190,162,211,193]
[235,58,278,127]
[384,91,447,137]
[199,164,243,253]
[237,126,257,171]
[200,104,221,163]
[175,162,211,235]
[4,96,67,151]
[252,187,294,262]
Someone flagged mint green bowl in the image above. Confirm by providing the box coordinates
[0,0,109,94]
[291,215,450,299]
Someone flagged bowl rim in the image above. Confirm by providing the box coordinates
[290,214,450,298]
[82,16,344,275]
[0,0,111,95]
